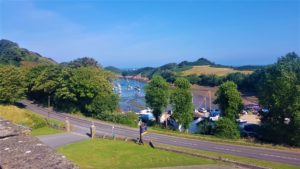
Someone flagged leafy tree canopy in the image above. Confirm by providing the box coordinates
[145,75,170,122]
[62,57,101,68]
[0,65,27,103]
[258,52,300,146]
[214,81,243,120]
[26,64,118,116]
[214,117,240,139]
[171,77,193,129]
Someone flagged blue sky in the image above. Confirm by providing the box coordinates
[1,0,299,68]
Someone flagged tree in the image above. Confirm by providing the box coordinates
[214,118,240,139]
[159,70,177,83]
[214,81,243,121]
[86,92,119,116]
[64,57,100,68]
[26,64,118,115]
[145,75,170,122]
[30,65,62,106]
[0,65,26,103]
[258,52,300,146]
[171,77,193,130]
[186,74,200,85]
[55,66,118,115]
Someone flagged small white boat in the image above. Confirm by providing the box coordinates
[138,108,155,121]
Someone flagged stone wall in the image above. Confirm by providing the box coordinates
[0,118,78,169]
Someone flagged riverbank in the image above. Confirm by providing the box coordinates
[116,78,258,112]
[118,74,149,82]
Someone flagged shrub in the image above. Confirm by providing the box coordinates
[214,118,240,139]
[199,119,215,135]
[95,111,138,127]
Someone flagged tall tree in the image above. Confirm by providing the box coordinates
[171,77,193,130]
[26,64,118,115]
[145,75,170,122]
[258,52,300,146]
[64,57,100,68]
[68,67,117,115]
[30,65,62,106]
[214,81,243,121]
[0,65,26,103]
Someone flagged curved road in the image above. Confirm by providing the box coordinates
[20,100,300,166]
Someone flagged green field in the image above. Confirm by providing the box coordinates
[182,65,253,76]
[0,105,63,136]
[57,139,226,169]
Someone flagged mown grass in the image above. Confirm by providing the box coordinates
[154,142,300,169]
[31,126,63,136]
[182,65,253,76]
[149,126,300,152]
[0,105,64,136]
[57,138,226,169]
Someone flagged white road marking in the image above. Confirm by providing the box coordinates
[214,147,241,152]
[260,153,300,161]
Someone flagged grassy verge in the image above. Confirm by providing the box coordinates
[31,126,63,136]
[149,126,300,152]
[57,138,226,169]
[0,105,64,136]
[64,112,300,152]
[154,142,300,169]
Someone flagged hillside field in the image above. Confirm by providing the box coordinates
[182,65,253,76]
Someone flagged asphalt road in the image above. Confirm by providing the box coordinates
[20,100,300,166]
[37,132,89,148]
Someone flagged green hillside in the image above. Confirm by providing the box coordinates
[0,39,56,66]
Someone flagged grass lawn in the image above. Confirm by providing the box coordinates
[57,139,225,169]
[0,105,64,136]
[31,126,63,136]
[154,142,300,169]
[68,111,299,152]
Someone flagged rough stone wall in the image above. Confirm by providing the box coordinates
[0,118,78,169]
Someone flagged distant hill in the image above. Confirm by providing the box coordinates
[178,58,215,67]
[121,57,263,79]
[105,66,122,74]
[0,39,56,66]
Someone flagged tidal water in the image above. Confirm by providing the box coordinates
[113,79,147,112]
[114,79,217,113]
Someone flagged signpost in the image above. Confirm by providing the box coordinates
[139,121,147,144]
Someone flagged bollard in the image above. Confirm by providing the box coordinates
[112,125,115,139]
[90,122,96,138]
[65,117,71,132]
